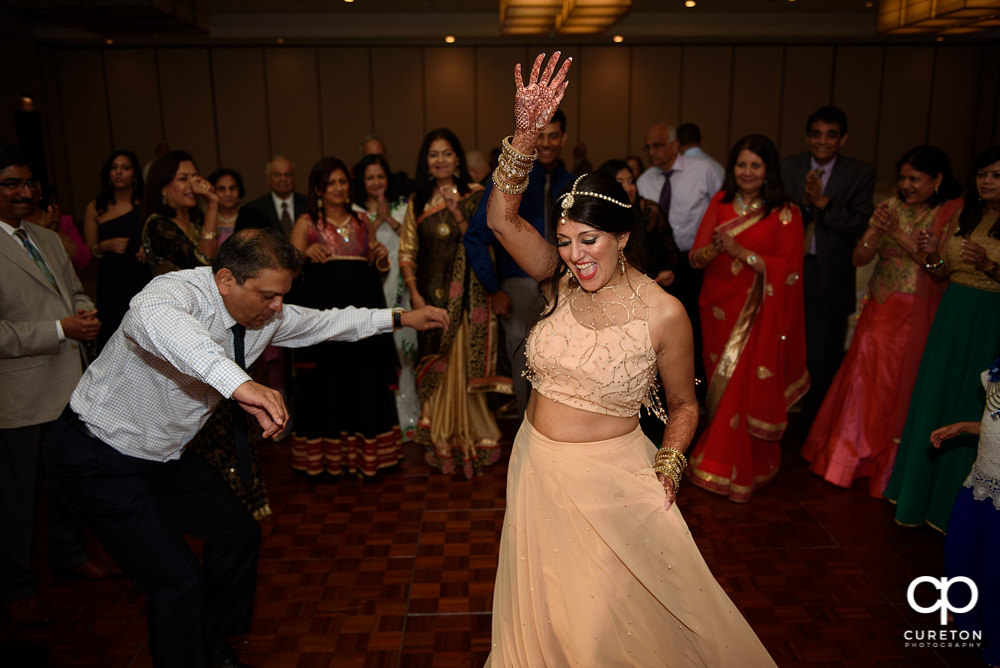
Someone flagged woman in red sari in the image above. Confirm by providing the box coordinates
[688,134,808,502]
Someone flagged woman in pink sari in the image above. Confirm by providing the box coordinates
[688,134,808,502]
[802,145,962,496]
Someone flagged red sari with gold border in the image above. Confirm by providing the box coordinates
[688,192,809,502]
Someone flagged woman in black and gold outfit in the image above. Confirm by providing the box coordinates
[399,128,510,477]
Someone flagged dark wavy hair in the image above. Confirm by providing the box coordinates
[895,145,961,209]
[95,150,143,216]
[955,146,1000,240]
[213,226,304,284]
[207,167,246,200]
[306,157,354,227]
[141,150,202,224]
[412,128,472,219]
[537,172,647,321]
[351,154,400,206]
[720,134,790,218]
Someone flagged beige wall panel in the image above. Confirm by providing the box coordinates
[875,46,934,187]
[832,46,883,169]
[474,47,530,156]
[928,47,981,183]
[372,48,423,180]
[212,48,269,200]
[424,47,476,158]
[57,50,112,220]
[104,50,162,163]
[680,46,732,165]
[779,46,835,157]
[630,46,681,160]
[730,46,782,148]
[264,47,322,182]
[526,45,581,155]
[318,47,372,168]
[578,46,630,165]
[158,48,217,170]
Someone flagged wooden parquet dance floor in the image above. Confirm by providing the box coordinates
[0,416,985,667]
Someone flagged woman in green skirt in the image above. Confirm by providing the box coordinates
[885,146,1000,532]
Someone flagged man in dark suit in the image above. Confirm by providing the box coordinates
[781,106,875,424]
[244,155,308,238]
[0,143,115,626]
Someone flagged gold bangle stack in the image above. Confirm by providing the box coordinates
[700,246,717,263]
[492,135,537,195]
[652,448,688,494]
[200,230,218,241]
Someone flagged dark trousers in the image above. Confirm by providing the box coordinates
[801,255,849,423]
[666,259,706,399]
[46,409,261,668]
[0,422,89,604]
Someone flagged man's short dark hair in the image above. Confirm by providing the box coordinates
[806,106,848,135]
[551,109,567,134]
[0,143,32,173]
[676,123,701,146]
[213,227,303,284]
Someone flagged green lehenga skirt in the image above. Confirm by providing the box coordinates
[883,282,1000,532]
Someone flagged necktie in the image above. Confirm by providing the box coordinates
[658,169,675,222]
[543,172,553,240]
[230,323,252,482]
[280,201,292,237]
[14,227,58,289]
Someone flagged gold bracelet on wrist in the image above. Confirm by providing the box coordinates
[502,135,538,164]
[200,230,218,241]
[492,170,530,195]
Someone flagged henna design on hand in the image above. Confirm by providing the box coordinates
[513,52,572,137]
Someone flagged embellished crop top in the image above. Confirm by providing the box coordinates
[525,273,662,419]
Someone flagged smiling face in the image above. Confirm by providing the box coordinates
[807,120,846,166]
[109,155,135,190]
[214,174,240,210]
[644,125,679,170]
[162,160,199,211]
[976,160,1000,204]
[363,163,388,200]
[320,168,350,211]
[216,266,294,329]
[734,149,766,197]
[897,163,941,207]
[0,164,37,225]
[556,218,628,290]
[426,138,457,182]
[615,168,637,204]
[536,121,567,170]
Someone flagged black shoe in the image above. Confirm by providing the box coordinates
[207,642,254,668]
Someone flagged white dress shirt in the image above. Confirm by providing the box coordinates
[636,154,722,251]
[682,146,726,186]
[71,266,393,462]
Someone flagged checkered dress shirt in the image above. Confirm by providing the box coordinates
[70,266,392,462]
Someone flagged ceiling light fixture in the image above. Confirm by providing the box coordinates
[613,34,624,42]
[554,0,632,34]
[878,0,1000,34]
[685,1,696,7]
[445,35,457,43]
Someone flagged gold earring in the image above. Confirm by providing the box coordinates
[161,191,168,206]
[317,197,324,211]
[618,246,626,275]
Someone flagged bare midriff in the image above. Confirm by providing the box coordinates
[526,390,639,443]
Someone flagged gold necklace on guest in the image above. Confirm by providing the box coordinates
[329,215,353,243]
[734,191,764,217]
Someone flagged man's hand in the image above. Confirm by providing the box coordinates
[400,305,450,331]
[232,380,288,439]
[491,290,512,319]
[61,309,100,341]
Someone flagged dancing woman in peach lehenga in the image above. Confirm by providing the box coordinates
[482,52,776,667]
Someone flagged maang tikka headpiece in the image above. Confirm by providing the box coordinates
[558,173,632,224]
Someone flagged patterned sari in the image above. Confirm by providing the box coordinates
[688,193,808,502]
[399,186,511,477]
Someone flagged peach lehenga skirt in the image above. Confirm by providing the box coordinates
[486,419,776,667]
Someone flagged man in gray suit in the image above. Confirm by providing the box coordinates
[244,155,308,237]
[781,106,875,424]
[0,144,115,625]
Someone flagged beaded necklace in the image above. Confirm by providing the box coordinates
[734,191,764,217]
[988,358,1000,422]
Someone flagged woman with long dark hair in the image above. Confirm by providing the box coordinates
[803,145,963,499]
[140,150,219,276]
[399,128,510,476]
[885,146,1000,531]
[83,149,150,348]
[482,52,775,666]
[687,134,808,502]
[288,157,402,478]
